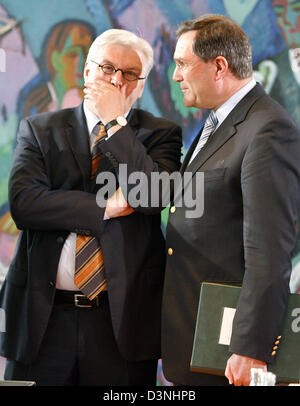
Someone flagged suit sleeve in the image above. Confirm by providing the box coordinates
[229,118,300,363]
[9,118,105,238]
[99,118,182,214]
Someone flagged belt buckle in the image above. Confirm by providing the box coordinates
[74,293,93,308]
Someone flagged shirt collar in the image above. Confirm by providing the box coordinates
[215,78,256,128]
[83,100,130,135]
[83,101,100,135]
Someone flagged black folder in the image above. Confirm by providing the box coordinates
[190,282,300,383]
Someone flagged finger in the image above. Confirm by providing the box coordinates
[83,88,106,101]
[84,81,99,90]
[94,77,109,85]
[83,92,98,102]
[84,85,106,94]
[83,93,93,101]
[225,362,233,385]
[94,79,119,93]
[120,83,127,97]
[87,78,106,86]
[243,374,251,386]
[85,81,108,93]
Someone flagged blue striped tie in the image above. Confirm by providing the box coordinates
[189,110,218,163]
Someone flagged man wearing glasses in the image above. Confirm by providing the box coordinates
[0,29,182,386]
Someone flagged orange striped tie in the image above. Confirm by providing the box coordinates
[74,124,107,299]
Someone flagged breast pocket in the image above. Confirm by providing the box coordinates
[204,167,226,182]
[203,168,230,226]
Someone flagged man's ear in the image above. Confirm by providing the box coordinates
[137,80,146,99]
[83,61,89,82]
[214,56,228,80]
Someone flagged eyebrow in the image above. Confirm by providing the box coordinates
[174,57,185,64]
[100,59,140,72]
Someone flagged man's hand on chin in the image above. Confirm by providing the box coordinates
[225,354,267,386]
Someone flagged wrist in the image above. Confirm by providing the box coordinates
[106,124,122,137]
[104,116,127,133]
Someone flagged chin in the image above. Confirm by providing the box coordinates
[182,98,195,108]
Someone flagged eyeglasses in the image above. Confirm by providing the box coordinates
[90,60,146,82]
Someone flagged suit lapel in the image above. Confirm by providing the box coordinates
[64,107,140,192]
[180,128,202,175]
[186,83,266,176]
[173,83,266,202]
[65,103,91,191]
[127,108,140,135]
[186,120,236,175]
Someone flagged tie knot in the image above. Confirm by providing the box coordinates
[96,123,107,141]
[91,123,107,151]
[207,110,218,128]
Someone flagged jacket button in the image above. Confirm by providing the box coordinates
[170,206,176,214]
[271,351,276,356]
[57,236,64,244]
[273,346,278,350]
[49,281,55,288]
[168,248,174,255]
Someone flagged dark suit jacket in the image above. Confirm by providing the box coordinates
[162,84,300,385]
[0,104,182,364]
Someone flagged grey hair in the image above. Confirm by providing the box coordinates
[87,29,154,77]
[176,14,253,79]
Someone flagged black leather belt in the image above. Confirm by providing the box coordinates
[54,289,108,308]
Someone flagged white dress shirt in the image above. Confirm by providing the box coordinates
[214,78,256,129]
[56,102,129,290]
[189,78,256,165]
[56,102,104,290]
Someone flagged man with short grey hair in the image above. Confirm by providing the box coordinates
[0,29,182,386]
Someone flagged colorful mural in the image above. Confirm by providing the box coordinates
[0,0,300,382]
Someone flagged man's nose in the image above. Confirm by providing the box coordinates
[172,66,182,82]
[110,70,124,88]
